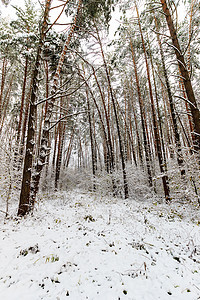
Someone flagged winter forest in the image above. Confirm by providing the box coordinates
[0,0,200,299]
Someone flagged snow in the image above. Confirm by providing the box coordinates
[0,190,200,300]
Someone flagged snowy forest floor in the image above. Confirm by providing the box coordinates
[0,190,200,300]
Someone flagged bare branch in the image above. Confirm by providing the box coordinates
[46,0,70,34]
[174,95,197,108]
[49,110,88,131]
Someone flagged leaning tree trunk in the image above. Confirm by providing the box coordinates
[160,0,200,156]
[135,2,170,201]
[17,0,52,216]
[154,17,185,175]
[30,0,82,208]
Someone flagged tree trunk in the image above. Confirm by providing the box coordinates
[0,75,13,136]
[18,0,52,216]
[136,3,170,201]
[86,87,96,190]
[30,0,82,207]
[0,57,7,120]
[55,93,68,190]
[55,122,66,190]
[17,56,29,143]
[19,83,32,162]
[96,24,129,199]
[91,65,115,174]
[160,0,200,154]
[154,17,185,175]
[130,40,153,186]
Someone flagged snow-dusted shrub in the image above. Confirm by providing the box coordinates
[0,126,21,217]
[167,156,200,204]
[52,163,154,201]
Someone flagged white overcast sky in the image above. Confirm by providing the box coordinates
[0,0,71,31]
[0,0,186,37]
[0,0,122,40]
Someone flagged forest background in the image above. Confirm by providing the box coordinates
[0,0,200,217]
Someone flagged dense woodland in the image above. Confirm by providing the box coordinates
[0,0,200,217]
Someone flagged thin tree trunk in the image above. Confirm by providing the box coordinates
[17,56,29,143]
[64,128,75,168]
[161,83,174,159]
[74,50,118,191]
[136,3,170,201]
[86,86,96,190]
[55,122,66,190]
[0,58,7,120]
[96,24,129,199]
[178,73,194,144]
[78,71,111,173]
[187,0,197,75]
[55,93,68,190]
[19,83,32,161]
[0,74,14,136]
[130,39,153,186]
[52,126,59,169]
[115,90,137,167]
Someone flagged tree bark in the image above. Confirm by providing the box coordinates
[85,86,96,190]
[18,0,52,216]
[154,17,185,175]
[136,3,170,201]
[160,0,200,154]
[0,58,7,120]
[17,56,29,143]
[30,0,82,207]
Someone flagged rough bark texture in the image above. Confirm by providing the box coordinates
[160,0,200,154]
[18,0,52,216]
[30,0,82,207]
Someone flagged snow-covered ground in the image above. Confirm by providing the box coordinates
[0,190,200,300]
